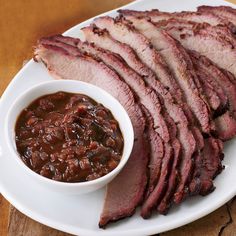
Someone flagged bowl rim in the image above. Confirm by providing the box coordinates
[5,80,134,188]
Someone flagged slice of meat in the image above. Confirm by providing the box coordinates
[82,26,156,80]
[194,71,222,114]
[82,24,202,208]
[214,111,236,141]
[99,134,149,227]
[159,20,236,80]
[198,5,236,27]
[188,137,224,197]
[141,143,173,218]
[190,51,229,117]
[141,106,166,198]
[119,9,236,33]
[34,41,149,227]
[93,16,213,134]
[189,50,236,117]
[198,137,224,196]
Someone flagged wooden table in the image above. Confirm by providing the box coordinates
[0,0,236,235]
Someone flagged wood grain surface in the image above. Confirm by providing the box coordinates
[1,0,236,235]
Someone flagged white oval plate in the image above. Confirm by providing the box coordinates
[0,0,236,235]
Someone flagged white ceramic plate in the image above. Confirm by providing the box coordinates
[0,0,236,235]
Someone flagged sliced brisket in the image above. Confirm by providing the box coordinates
[198,5,236,27]
[141,143,173,218]
[160,20,236,80]
[116,15,231,205]
[112,15,216,204]
[34,7,233,225]
[123,15,226,116]
[93,16,212,134]
[190,51,236,140]
[82,23,201,206]
[155,20,236,140]
[82,26,156,80]
[141,106,166,198]
[199,137,224,196]
[93,17,183,104]
[34,41,149,227]
[190,51,229,116]
[119,9,236,33]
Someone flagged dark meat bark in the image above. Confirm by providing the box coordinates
[198,5,236,27]
[119,9,236,33]
[34,41,149,227]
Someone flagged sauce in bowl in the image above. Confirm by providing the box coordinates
[15,91,124,183]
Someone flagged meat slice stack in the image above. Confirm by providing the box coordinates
[34,4,236,228]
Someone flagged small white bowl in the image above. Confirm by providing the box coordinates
[5,80,134,195]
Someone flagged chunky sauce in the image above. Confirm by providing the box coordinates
[15,92,124,182]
